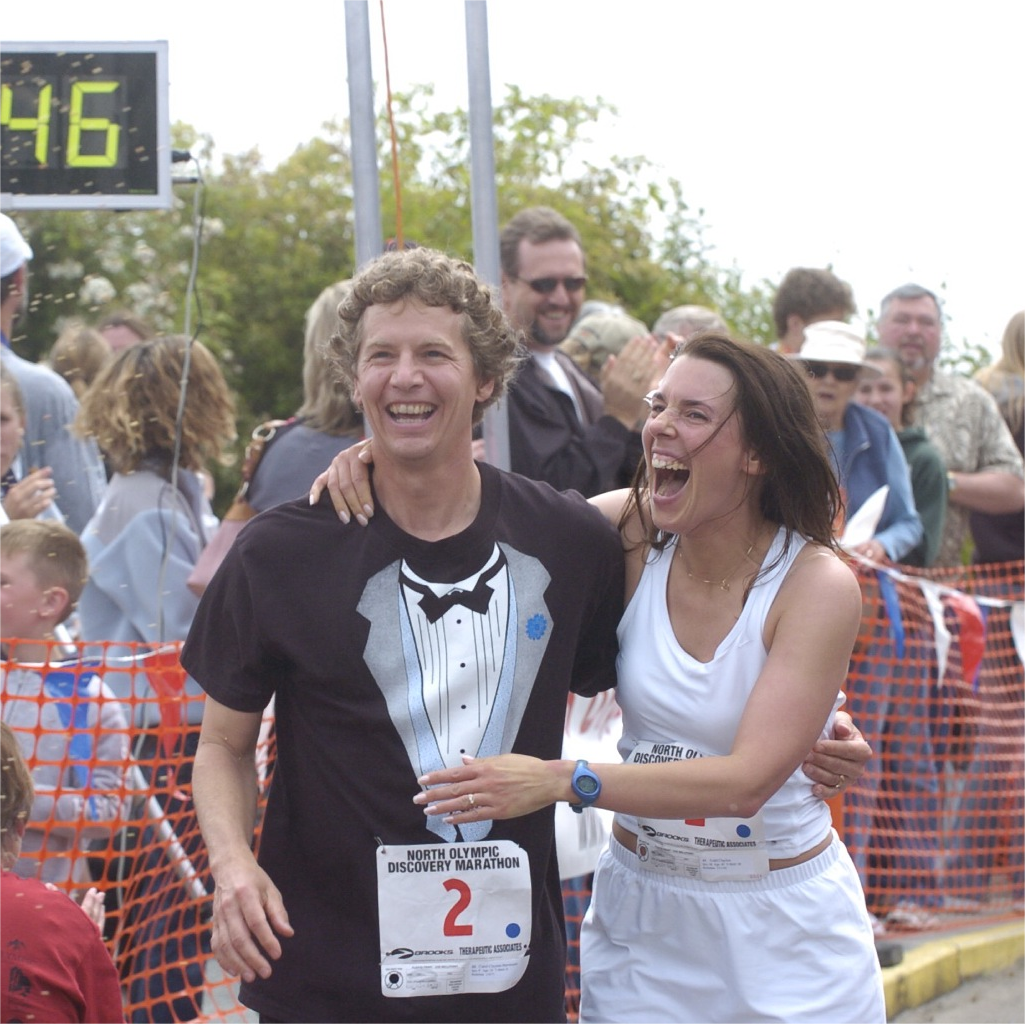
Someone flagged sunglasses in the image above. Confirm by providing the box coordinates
[515,276,588,295]
[803,361,860,383]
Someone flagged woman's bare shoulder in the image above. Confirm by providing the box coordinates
[590,487,649,545]
[786,542,862,608]
[588,488,632,524]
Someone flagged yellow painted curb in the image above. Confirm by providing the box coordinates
[883,922,1025,1019]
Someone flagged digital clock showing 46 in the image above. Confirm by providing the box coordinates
[1,41,170,210]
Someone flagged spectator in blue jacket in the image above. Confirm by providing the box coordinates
[797,321,931,929]
[795,321,923,563]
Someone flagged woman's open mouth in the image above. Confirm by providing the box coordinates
[651,454,690,497]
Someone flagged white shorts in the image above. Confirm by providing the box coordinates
[579,830,885,1023]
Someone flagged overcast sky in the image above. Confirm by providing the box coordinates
[4,0,1023,355]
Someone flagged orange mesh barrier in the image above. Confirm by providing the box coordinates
[0,641,271,1023]
[3,560,1022,1022]
[842,557,1024,935]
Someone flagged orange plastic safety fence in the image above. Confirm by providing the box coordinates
[841,558,1024,937]
[3,558,1022,1023]
[0,640,272,1023]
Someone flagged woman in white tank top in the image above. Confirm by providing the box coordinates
[415,334,884,1022]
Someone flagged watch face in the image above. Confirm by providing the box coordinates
[577,775,600,795]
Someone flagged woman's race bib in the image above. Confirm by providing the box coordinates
[376,840,532,997]
[628,740,769,881]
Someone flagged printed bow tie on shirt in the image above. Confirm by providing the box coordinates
[400,557,506,624]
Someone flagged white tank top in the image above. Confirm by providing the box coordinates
[614,526,841,856]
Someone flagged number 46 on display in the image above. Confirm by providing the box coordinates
[1,76,124,169]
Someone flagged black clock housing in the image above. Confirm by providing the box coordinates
[2,41,170,210]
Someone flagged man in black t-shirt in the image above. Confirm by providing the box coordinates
[183,248,624,1023]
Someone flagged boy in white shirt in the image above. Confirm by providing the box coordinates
[1,519,128,884]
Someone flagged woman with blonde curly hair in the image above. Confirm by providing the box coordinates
[72,335,235,1022]
[73,335,236,710]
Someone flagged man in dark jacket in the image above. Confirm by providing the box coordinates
[499,207,661,495]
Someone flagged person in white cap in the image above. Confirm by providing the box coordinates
[0,213,106,533]
[795,319,922,564]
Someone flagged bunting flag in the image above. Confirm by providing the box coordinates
[944,589,986,689]
[851,553,1016,685]
[921,585,951,683]
[877,570,905,660]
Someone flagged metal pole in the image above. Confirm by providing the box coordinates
[464,0,510,471]
[345,1,383,271]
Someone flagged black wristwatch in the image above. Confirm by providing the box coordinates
[570,759,602,814]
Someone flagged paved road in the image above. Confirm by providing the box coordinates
[891,959,1024,1023]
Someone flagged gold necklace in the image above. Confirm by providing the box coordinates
[677,541,755,593]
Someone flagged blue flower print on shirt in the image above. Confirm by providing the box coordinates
[525,614,548,640]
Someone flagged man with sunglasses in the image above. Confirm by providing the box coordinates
[499,207,662,497]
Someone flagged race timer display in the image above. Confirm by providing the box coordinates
[1,42,170,210]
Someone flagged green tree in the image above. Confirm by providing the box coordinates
[194,137,359,423]
[373,85,727,330]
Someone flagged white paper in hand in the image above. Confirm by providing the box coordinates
[841,485,889,549]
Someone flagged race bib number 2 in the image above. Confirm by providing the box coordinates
[376,840,532,998]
